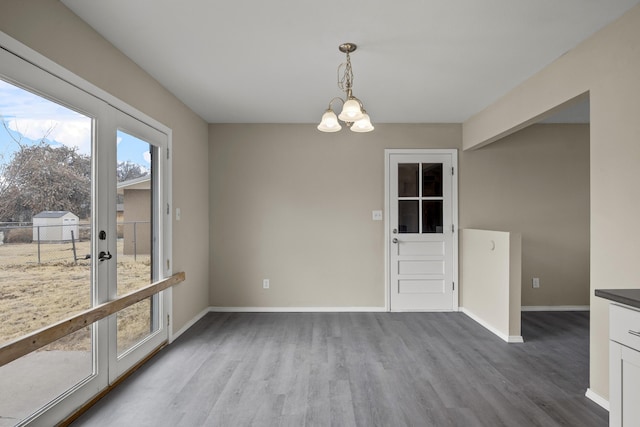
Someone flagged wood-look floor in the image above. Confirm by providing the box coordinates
[72,311,607,426]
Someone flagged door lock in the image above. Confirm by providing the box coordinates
[98,251,112,261]
[392,228,398,234]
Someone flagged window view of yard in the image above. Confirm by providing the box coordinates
[0,236,151,350]
[0,80,154,350]
[0,77,157,426]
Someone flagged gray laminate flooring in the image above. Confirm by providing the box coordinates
[72,311,607,426]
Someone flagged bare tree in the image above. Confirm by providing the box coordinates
[0,118,148,222]
[0,118,60,221]
[0,118,90,221]
[117,160,148,183]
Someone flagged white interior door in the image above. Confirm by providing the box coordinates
[386,150,457,311]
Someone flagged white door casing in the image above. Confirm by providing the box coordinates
[385,149,458,311]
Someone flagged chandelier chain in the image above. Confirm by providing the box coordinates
[337,52,354,93]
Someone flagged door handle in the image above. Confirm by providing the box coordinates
[392,238,399,244]
[98,251,112,261]
[392,228,398,234]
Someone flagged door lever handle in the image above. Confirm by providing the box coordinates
[392,238,399,244]
[98,251,112,261]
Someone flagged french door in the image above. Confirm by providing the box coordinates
[0,41,170,426]
[109,112,169,381]
[386,149,458,311]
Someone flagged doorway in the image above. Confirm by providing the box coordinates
[385,149,458,311]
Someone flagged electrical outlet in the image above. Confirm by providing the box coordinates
[263,279,270,289]
[532,277,540,288]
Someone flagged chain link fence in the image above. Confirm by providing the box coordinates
[0,221,149,265]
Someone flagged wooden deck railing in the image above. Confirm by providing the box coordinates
[0,272,185,367]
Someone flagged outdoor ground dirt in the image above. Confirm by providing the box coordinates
[0,240,152,351]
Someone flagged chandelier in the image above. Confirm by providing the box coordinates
[317,43,374,133]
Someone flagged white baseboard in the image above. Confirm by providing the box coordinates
[209,306,387,313]
[585,388,609,411]
[459,308,524,343]
[169,307,211,343]
[521,305,590,312]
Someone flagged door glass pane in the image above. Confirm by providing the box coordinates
[0,80,94,420]
[116,130,156,355]
[0,326,93,425]
[116,130,152,295]
[398,163,418,197]
[422,200,443,233]
[398,200,419,233]
[422,163,443,197]
[116,298,153,355]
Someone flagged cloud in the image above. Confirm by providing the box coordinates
[142,151,151,164]
[0,80,92,154]
[5,118,92,154]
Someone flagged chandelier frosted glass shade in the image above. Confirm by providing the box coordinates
[338,98,364,122]
[317,109,342,132]
[351,111,375,133]
[318,43,373,133]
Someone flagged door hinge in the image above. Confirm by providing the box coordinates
[167,148,170,159]
[167,203,170,215]
[453,282,455,291]
[167,314,170,327]
[451,224,455,233]
[451,167,455,176]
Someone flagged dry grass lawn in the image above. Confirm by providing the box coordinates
[0,240,153,352]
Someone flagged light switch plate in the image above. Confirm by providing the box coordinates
[372,210,383,221]
[176,208,181,221]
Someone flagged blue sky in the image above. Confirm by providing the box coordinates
[0,79,150,170]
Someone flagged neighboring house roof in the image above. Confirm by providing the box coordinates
[33,211,76,219]
[117,175,151,193]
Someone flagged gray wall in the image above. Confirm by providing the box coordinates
[209,123,589,311]
[461,124,590,307]
[209,124,461,307]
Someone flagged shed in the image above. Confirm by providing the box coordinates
[32,211,79,242]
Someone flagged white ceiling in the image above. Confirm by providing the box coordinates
[61,0,639,124]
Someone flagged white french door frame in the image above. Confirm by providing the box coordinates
[0,30,173,426]
[109,111,171,381]
[384,149,459,312]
